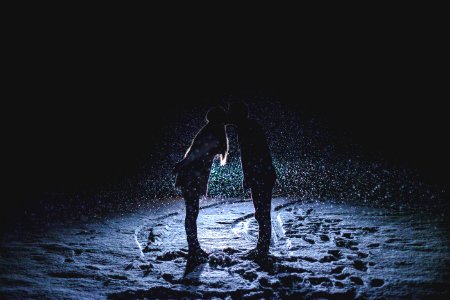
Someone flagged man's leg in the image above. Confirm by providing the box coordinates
[252,183,273,255]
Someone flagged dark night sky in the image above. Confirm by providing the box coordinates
[4,24,448,218]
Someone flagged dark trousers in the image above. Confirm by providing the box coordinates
[251,181,274,254]
[182,189,201,253]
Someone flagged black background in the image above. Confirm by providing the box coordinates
[4,22,448,220]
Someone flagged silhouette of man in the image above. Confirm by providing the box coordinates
[228,102,277,258]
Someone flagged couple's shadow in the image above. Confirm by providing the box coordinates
[183,250,277,278]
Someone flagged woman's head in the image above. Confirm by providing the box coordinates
[206,106,227,123]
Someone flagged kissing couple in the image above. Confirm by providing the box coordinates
[173,102,277,266]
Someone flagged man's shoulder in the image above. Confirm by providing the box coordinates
[238,119,267,145]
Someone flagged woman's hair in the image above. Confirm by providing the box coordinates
[207,106,228,165]
[183,106,228,166]
[219,131,228,166]
[205,106,228,165]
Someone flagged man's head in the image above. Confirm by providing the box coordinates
[228,101,249,124]
[206,106,227,124]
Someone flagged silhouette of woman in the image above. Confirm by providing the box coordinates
[173,106,228,261]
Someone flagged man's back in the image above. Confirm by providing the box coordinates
[237,118,276,187]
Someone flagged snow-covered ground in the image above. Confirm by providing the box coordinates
[1,197,449,299]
